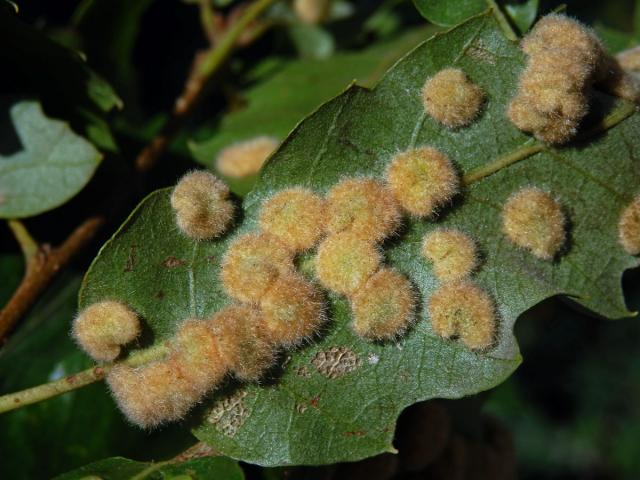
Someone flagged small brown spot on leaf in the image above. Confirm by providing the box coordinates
[207,391,250,437]
[124,245,137,272]
[466,40,497,65]
[310,396,320,408]
[66,375,76,385]
[155,290,165,299]
[312,346,361,379]
[206,255,218,264]
[295,366,311,378]
[163,256,187,268]
[344,430,366,437]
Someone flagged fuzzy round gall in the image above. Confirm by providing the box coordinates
[259,273,325,347]
[216,136,278,179]
[170,170,234,240]
[326,178,401,242]
[208,305,277,381]
[315,231,381,296]
[107,359,200,428]
[422,229,479,283]
[502,187,566,260]
[220,232,294,303]
[72,300,141,362]
[386,147,459,218]
[618,195,640,255]
[259,187,327,252]
[351,268,415,341]
[428,281,497,350]
[422,68,485,128]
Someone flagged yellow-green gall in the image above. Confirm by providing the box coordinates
[315,232,381,296]
[618,195,640,255]
[428,281,497,350]
[351,268,415,341]
[386,147,459,218]
[216,136,278,179]
[72,300,141,362]
[422,229,478,283]
[259,273,325,346]
[208,305,276,381]
[221,232,294,302]
[259,187,327,251]
[502,187,566,260]
[422,68,485,128]
[170,170,234,240]
[326,178,401,242]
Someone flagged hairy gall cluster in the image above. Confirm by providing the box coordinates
[422,228,478,283]
[386,147,459,218]
[107,319,229,428]
[618,195,640,255]
[73,300,141,362]
[502,187,566,260]
[326,178,401,241]
[259,273,325,346]
[259,187,327,251]
[221,232,294,302]
[351,268,415,340]
[170,170,234,240]
[422,68,485,128]
[209,305,277,381]
[507,14,603,144]
[428,281,497,350]
[315,231,382,295]
[215,136,279,179]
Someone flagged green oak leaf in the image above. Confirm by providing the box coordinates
[189,28,435,195]
[80,12,639,466]
[0,101,102,219]
[412,0,486,27]
[53,455,244,480]
[0,5,121,150]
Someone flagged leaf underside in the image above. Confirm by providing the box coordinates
[0,101,102,218]
[80,13,640,466]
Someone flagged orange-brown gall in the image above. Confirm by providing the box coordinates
[107,359,202,428]
[502,187,566,260]
[172,319,229,392]
[428,281,497,350]
[618,195,640,255]
[259,273,325,346]
[170,170,234,240]
[422,229,478,283]
[351,268,415,341]
[72,300,141,362]
[326,178,401,241]
[315,232,381,295]
[220,232,294,303]
[422,68,485,128]
[386,147,459,218]
[259,187,327,252]
[508,14,604,144]
[208,305,276,381]
[216,136,278,179]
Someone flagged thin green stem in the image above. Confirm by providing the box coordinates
[7,219,39,263]
[199,0,277,78]
[0,344,169,414]
[486,0,519,42]
[463,101,637,185]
